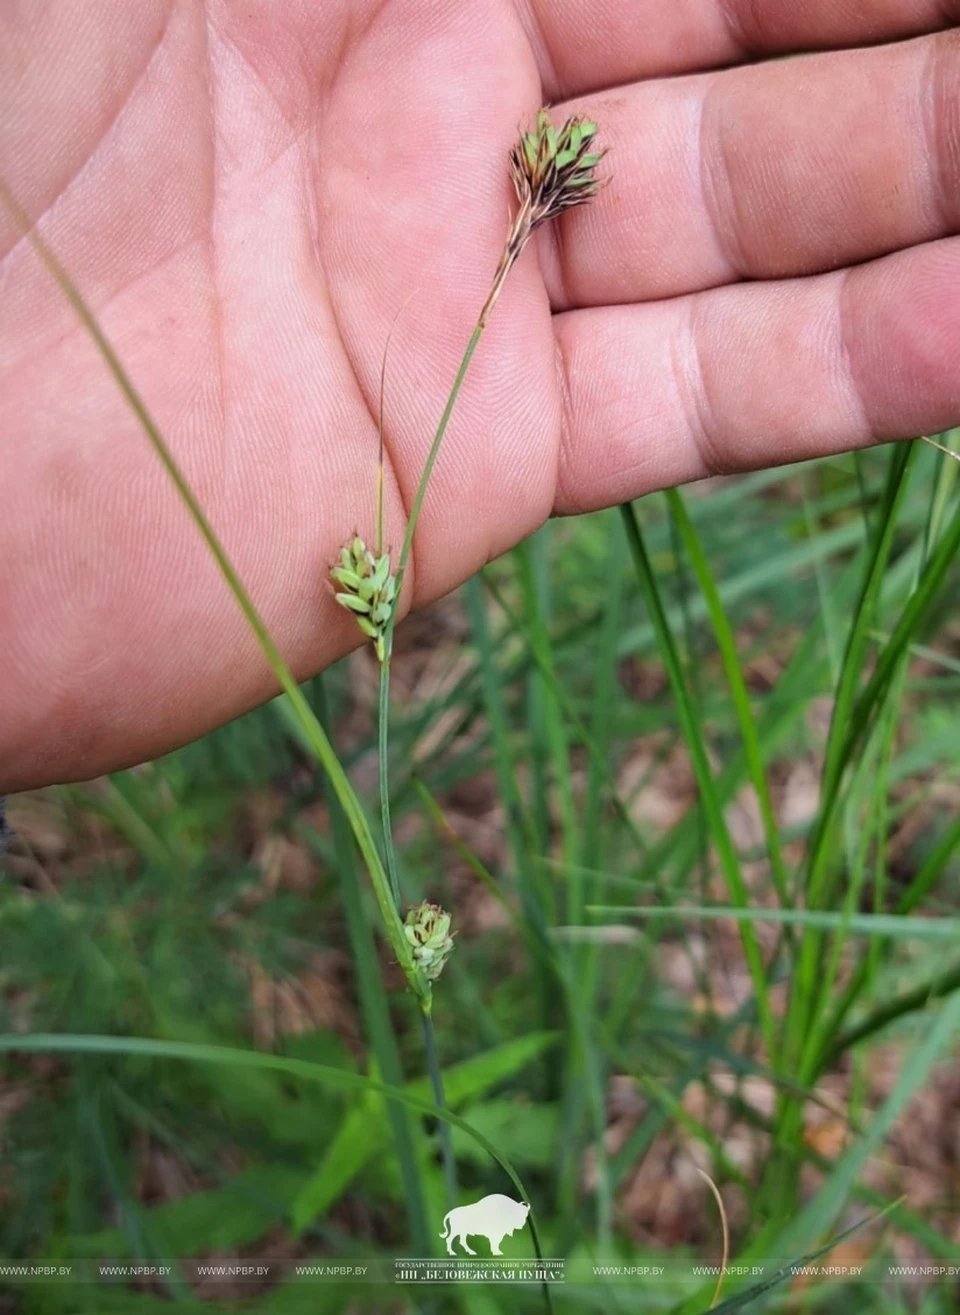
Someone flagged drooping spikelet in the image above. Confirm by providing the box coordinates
[403,902,455,982]
[331,536,396,663]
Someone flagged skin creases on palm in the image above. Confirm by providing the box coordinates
[2,1,958,789]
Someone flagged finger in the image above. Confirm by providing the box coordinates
[543,32,960,309]
[517,0,958,99]
[552,237,960,514]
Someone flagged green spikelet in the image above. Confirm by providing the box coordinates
[331,536,397,663]
[403,902,455,982]
[509,110,605,232]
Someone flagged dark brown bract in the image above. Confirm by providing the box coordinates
[509,110,605,231]
[477,109,606,327]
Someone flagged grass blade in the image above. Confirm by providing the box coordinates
[0,184,428,1009]
[620,502,777,1057]
[0,1033,549,1264]
[665,489,790,907]
[305,677,429,1250]
[778,989,960,1257]
[591,904,960,939]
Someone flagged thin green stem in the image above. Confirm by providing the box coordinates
[822,962,960,1066]
[421,1012,457,1208]
[3,184,430,1011]
[373,309,491,923]
[373,227,525,955]
[368,242,510,1216]
[375,292,418,558]
[394,323,484,609]
[378,660,401,908]
[312,677,430,1252]
[383,237,519,654]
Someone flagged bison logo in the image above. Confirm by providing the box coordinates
[439,1193,531,1256]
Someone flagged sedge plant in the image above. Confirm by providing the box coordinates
[331,106,606,944]
[329,105,606,1204]
[1,107,606,1247]
[5,133,960,1309]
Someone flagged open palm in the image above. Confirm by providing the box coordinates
[3,1,959,790]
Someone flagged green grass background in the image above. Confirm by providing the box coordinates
[2,438,959,1314]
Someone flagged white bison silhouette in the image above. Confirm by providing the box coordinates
[440,1193,531,1256]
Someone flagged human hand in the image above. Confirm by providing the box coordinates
[2,2,958,789]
